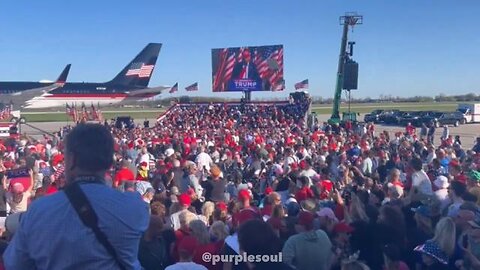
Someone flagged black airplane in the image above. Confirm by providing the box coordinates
[20,43,168,109]
[0,64,71,106]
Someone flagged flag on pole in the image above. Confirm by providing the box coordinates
[72,103,78,122]
[294,79,309,90]
[81,103,88,121]
[96,102,103,122]
[169,83,178,93]
[185,82,198,91]
[90,103,98,120]
[0,105,11,120]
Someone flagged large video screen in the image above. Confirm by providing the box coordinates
[212,45,284,92]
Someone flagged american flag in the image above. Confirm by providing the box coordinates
[0,105,12,120]
[90,103,98,120]
[169,83,178,94]
[97,103,103,122]
[213,49,228,91]
[294,79,309,90]
[65,103,76,121]
[253,45,284,89]
[81,103,89,121]
[222,52,236,83]
[125,62,155,78]
[185,82,198,91]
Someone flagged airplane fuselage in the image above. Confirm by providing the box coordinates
[23,82,155,108]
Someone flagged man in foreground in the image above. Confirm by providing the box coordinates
[3,124,149,269]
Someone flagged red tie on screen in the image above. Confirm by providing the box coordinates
[240,64,247,79]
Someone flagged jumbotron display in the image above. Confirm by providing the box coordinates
[212,45,284,92]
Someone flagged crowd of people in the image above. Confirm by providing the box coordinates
[0,96,479,270]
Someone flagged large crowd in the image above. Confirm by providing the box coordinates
[0,96,480,270]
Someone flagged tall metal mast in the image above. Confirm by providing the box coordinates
[330,12,362,123]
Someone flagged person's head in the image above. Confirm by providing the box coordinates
[413,206,434,233]
[178,193,192,210]
[150,201,166,217]
[415,240,449,266]
[189,219,210,245]
[187,163,197,175]
[64,124,114,183]
[238,189,252,206]
[145,215,164,239]
[295,211,315,232]
[271,204,285,219]
[268,192,282,206]
[179,210,197,231]
[201,201,215,223]
[432,217,456,257]
[298,176,309,188]
[449,181,467,200]
[241,48,252,62]
[454,202,477,232]
[177,236,199,262]
[317,207,339,231]
[349,194,370,223]
[389,168,401,182]
[237,219,282,268]
[121,159,130,169]
[387,183,404,199]
[209,221,229,242]
[409,157,423,172]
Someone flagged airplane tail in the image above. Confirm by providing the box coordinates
[108,43,162,88]
[56,64,71,86]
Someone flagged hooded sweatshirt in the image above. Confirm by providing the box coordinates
[282,229,332,270]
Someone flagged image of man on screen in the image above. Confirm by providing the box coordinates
[232,49,260,81]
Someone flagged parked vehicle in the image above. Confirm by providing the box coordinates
[383,111,405,125]
[422,112,464,127]
[364,109,384,123]
[399,111,427,126]
[457,103,480,123]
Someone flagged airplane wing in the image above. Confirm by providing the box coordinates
[124,85,171,97]
[3,65,71,106]
[8,64,71,98]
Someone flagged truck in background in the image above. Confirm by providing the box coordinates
[457,103,480,123]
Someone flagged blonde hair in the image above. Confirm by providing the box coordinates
[179,211,197,229]
[201,201,215,224]
[348,194,370,223]
[189,219,210,245]
[432,217,456,257]
[210,221,229,241]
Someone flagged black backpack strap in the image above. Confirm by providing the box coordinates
[64,182,127,270]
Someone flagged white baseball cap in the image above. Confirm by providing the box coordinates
[434,175,449,189]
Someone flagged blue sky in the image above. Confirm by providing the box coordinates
[0,0,479,99]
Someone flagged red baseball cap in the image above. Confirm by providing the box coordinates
[238,189,251,202]
[178,193,191,207]
[297,211,314,230]
[178,236,199,256]
[264,187,273,196]
[216,202,227,212]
